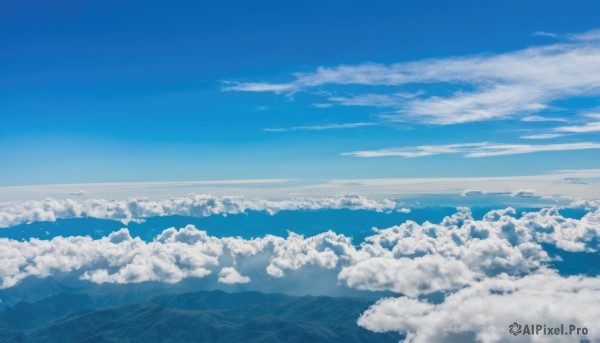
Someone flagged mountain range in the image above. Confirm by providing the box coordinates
[0,289,401,343]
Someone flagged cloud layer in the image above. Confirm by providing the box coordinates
[0,194,404,228]
[2,170,600,201]
[1,205,598,341]
[1,206,597,290]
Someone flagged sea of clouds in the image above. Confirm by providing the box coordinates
[0,203,598,342]
[0,194,407,228]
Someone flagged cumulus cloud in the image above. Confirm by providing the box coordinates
[337,207,558,296]
[338,255,476,297]
[0,207,597,293]
[224,30,600,125]
[357,271,600,343]
[518,207,600,252]
[569,198,600,210]
[0,206,597,342]
[0,224,358,289]
[342,142,600,158]
[0,194,401,228]
[218,267,251,284]
[1,206,600,342]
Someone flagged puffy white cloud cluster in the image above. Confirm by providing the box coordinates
[218,267,251,284]
[0,194,404,228]
[338,208,556,296]
[569,198,600,210]
[358,270,600,343]
[518,208,600,252]
[0,207,597,294]
[1,207,599,341]
[0,224,355,289]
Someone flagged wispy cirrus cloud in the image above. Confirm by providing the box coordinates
[263,122,376,132]
[554,121,600,133]
[519,133,564,139]
[532,31,560,39]
[224,30,600,125]
[520,115,568,122]
[342,142,600,158]
[221,81,296,94]
[520,111,600,138]
[328,91,425,108]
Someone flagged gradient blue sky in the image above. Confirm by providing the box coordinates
[3,0,600,186]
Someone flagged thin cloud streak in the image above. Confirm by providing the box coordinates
[263,122,376,132]
[532,31,560,39]
[519,133,563,139]
[521,115,568,122]
[555,121,600,133]
[221,81,297,94]
[343,142,600,158]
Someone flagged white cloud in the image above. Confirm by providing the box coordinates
[225,31,600,124]
[342,142,600,158]
[263,122,376,132]
[569,29,600,42]
[584,112,600,119]
[521,116,568,122]
[2,170,600,202]
[465,143,600,158]
[520,133,563,139]
[343,143,487,158]
[312,103,334,108]
[532,31,560,39]
[0,225,356,289]
[218,267,251,284]
[338,255,476,297]
[511,189,536,197]
[0,194,400,228]
[461,189,487,197]
[357,271,600,343]
[0,206,597,294]
[554,121,600,133]
[328,91,424,108]
[569,198,600,210]
[337,207,558,296]
[221,81,296,94]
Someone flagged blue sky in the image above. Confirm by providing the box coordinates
[3,0,600,186]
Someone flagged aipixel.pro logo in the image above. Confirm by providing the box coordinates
[509,322,588,337]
